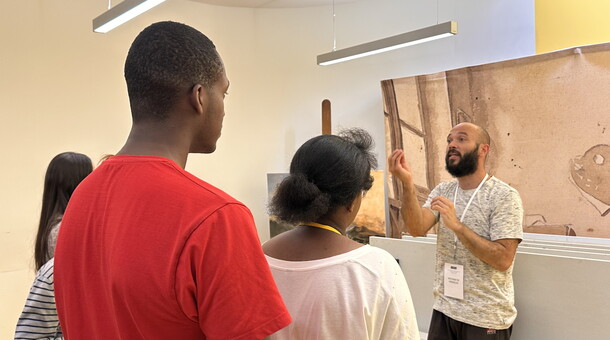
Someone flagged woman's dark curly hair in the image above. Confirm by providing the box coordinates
[269,128,377,225]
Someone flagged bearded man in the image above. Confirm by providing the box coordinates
[388,122,524,340]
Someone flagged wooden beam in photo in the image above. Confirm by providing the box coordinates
[381,80,405,239]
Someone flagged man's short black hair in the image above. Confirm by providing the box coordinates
[124,21,224,121]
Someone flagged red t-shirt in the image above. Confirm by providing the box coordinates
[55,155,291,339]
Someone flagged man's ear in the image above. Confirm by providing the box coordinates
[479,143,491,159]
[190,84,207,115]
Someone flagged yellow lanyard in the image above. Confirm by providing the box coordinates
[303,222,342,235]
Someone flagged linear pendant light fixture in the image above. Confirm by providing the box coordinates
[317,21,457,66]
[93,0,166,33]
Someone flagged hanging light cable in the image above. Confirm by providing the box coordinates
[317,1,457,66]
[332,0,336,51]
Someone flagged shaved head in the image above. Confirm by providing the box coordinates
[452,122,491,145]
[475,125,491,145]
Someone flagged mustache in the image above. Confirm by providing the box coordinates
[446,149,461,157]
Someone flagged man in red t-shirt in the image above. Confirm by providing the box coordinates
[54,21,291,339]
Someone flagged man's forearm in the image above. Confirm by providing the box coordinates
[400,182,430,237]
[452,222,517,272]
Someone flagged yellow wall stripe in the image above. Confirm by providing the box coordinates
[536,0,610,54]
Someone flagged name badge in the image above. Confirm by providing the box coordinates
[444,263,464,300]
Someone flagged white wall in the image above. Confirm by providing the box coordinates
[371,236,610,338]
[225,0,535,239]
[0,0,534,337]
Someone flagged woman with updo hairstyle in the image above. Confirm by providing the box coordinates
[264,128,419,340]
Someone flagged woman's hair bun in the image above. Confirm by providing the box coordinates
[268,173,331,225]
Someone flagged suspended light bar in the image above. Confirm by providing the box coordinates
[93,0,166,33]
[317,21,457,66]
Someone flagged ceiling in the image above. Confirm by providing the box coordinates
[188,0,362,8]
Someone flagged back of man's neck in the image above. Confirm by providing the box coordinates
[117,124,190,168]
[117,142,188,169]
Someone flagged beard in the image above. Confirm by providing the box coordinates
[445,144,479,177]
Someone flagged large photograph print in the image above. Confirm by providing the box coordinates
[383,43,610,239]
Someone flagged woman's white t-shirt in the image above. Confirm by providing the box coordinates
[266,245,420,340]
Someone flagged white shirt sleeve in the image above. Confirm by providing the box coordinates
[378,253,420,340]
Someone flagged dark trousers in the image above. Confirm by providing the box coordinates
[427,310,513,340]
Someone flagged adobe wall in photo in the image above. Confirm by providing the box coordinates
[383,42,610,239]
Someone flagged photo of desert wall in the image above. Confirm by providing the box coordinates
[383,42,610,239]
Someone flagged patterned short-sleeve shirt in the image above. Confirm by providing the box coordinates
[423,176,524,329]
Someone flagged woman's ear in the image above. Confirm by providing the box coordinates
[190,84,207,115]
[346,196,358,213]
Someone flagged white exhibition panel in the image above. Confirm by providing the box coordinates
[370,236,610,339]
